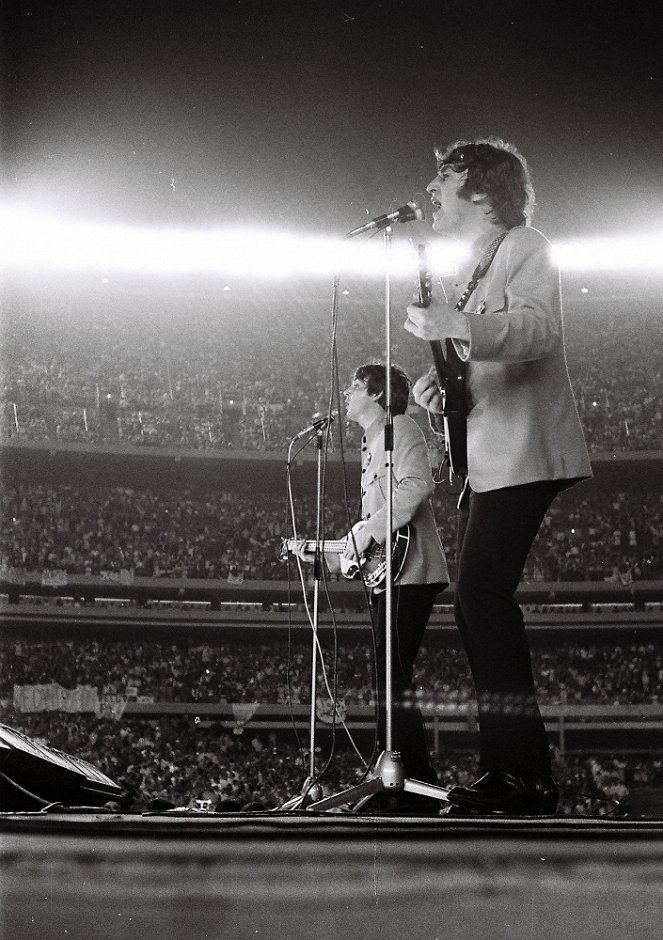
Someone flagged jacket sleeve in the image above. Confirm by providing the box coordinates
[363,419,433,545]
[453,228,561,364]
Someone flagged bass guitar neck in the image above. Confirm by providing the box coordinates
[280,521,410,589]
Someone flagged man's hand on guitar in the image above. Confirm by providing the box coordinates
[295,540,341,573]
[405,295,458,340]
[405,295,472,344]
[413,369,445,415]
[342,524,374,564]
[294,540,316,564]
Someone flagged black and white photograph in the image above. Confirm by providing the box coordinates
[1,1,662,937]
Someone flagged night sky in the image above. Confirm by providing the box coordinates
[2,0,662,245]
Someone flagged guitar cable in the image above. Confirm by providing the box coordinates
[281,405,374,797]
[282,265,417,801]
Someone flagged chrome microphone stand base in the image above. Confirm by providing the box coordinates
[305,750,452,813]
[279,775,325,811]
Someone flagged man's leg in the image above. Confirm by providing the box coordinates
[372,582,443,784]
[454,482,561,775]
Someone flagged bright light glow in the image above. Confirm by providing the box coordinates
[0,206,466,280]
[552,235,663,271]
[2,206,663,279]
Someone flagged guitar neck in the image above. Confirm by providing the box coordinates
[417,245,449,385]
[286,539,347,554]
[429,340,447,384]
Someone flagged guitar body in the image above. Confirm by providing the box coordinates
[281,520,410,589]
[416,245,468,477]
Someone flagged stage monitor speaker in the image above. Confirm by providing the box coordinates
[0,723,124,811]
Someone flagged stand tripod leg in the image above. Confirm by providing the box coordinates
[402,778,452,803]
[306,751,453,812]
[307,750,404,812]
[278,775,325,811]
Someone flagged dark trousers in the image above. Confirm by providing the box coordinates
[455,481,563,776]
[371,582,443,784]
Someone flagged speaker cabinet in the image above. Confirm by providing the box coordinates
[0,723,124,811]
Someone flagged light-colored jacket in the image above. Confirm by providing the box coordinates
[361,413,449,586]
[446,225,592,492]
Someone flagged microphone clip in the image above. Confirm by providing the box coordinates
[292,410,338,441]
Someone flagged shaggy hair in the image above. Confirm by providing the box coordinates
[353,363,411,416]
[435,136,535,228]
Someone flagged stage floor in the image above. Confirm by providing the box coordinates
[2,811,663,940]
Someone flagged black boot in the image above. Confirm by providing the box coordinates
[446,770,558,816]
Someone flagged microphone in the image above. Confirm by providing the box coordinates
[293,410,338,440]
[346,200,425,238]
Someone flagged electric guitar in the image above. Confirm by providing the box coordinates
[280,520,410,589]
[416,243,468,477]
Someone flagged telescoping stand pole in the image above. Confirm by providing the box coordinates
[279,421,328,810]
[306,225,452,813]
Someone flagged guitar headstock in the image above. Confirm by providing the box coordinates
[416,243,432,308]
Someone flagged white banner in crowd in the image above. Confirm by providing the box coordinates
[11,684,144,720]
[96,694,129,720]
[232,702,259,734]
[40,569,68,587]
[0,567,26,584]
[315,696,347,725]
[13,682,99,713]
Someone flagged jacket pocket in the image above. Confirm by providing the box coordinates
[365,469,389,504]
[477,289,506,316]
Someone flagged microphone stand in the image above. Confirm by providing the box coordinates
[305,224,452,814]
[279,420,329,810]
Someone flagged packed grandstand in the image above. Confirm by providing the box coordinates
[1,272,662,813]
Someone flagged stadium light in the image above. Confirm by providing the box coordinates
[0,206,463,280]
[551,235,663,272]
[1,205,662,279]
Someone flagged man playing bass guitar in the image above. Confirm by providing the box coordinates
[405,138,592,815]
[299,362,449,812]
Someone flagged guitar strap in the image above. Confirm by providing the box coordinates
[434,230,510,484]
[446,229,510,359]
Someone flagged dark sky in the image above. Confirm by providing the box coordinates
[2,0,662,242]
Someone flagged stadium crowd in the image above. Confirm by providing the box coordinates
[2,290,662,453]
[2,286,661,818]
[1,707,660,816]
[3,635,663,707]
[1,482,662,583]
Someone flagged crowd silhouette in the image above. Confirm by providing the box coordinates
[1,481,661,583]
[2,707,660,816]
[2,289,661,453]
[2,285,662,817]
[3,636,663,707]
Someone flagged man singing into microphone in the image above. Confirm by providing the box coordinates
[405,138,592,816]
[300,362,448,813]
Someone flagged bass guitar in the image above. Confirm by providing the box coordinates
[280,520,410,589]
[416,243,468,477]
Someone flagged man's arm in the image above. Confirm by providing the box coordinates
[405,229,560,364]
[454,232,560,363]
[361,420,433,545]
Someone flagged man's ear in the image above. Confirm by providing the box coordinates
[470,191,489,205]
